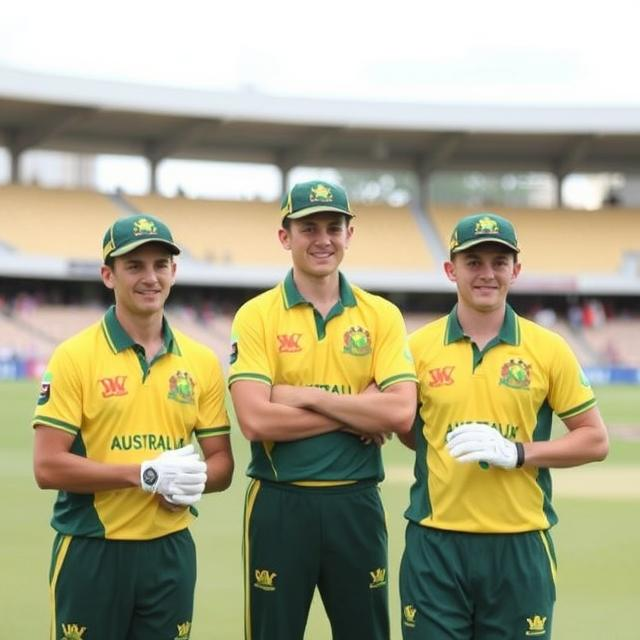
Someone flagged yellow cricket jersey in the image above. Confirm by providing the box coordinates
[32,306,230,540]
[228,270,417,482]
[407,304,596,533]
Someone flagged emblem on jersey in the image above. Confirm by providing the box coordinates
[254,569,277,591]
[475,216,500,235]
[61,623,87,639]
[309,183,333,202]
[428,366,455,387]
[168,371,195,404]
[525,614,547,636]
[369,568,387,589]
[99,376,128,398]
[499,358,531,390]
[343,326,371,356]
[277,333,303,353]
[403,604,417,628]
[133,217,158,235]
[38,371,52,405]
[174,621,192,639]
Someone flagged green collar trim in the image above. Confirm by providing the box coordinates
[101,305,180,355]
[281,269,356,309]
[444,304,519,346]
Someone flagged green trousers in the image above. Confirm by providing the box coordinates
[49,529,196,640]
[400,522,557,639]
[244,479,390,640]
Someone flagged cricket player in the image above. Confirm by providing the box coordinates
[229,180,418,640]
[399,212,609,639]
[33,214,234,640]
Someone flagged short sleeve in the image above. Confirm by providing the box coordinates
[32,345,83,436]
[228,301,272,387]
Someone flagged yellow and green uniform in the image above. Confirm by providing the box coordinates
[406,304,595,533]
[400,304,596,640]
[229,269,417,483]
[33,306,230,540]
[230,270,417,640]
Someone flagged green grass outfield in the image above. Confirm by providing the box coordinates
[2,381,638,638]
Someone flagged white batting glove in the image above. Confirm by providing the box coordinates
[446,423,520,469]
[164,472,208,506]
[140,444,206,494]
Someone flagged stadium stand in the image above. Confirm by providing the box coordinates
[0,185,122,259]
[431,205,640,274]
[0,185,639,376]
[126,195,435,271]
[582,319,640,367]
[0,186,435,272]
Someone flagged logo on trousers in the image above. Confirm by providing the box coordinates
[525,615,547,636]
[254,569,277,591]
[403,605,417,628]
[61,624,86,639]
[369,568,387,589]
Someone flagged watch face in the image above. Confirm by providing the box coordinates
[143,466,159,488]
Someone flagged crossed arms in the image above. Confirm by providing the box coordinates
[230,380,417,443]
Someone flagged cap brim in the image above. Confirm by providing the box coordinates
[451,238,519,253]
[283,205,355,220]
[109,238,181,258]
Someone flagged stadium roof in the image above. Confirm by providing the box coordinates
[2,66,640,175]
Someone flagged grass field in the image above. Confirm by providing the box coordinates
[2,381,638,638]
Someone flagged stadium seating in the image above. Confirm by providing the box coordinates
[582,319,640,367]
[431,205,640,274]
[126,196,435,271]
[0,185,121,259]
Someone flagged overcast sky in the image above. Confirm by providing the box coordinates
[0,1,634,204]
[1,0,639,105]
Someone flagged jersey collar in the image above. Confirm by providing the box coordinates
[101,305,180,355]
[444,303,520,346]
[281,269,357,309]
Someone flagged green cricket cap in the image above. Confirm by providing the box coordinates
[449,213,519,255]
[280,180,355,220]
[102,214,181,262]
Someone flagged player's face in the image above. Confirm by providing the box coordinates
[101,243,176,318]
[444,244,520,313]
[278,212,353,279]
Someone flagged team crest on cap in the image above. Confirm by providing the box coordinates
[475,216,500,235]
[343,326,372,356]
[133,217,158,236]
[449,229,459,251]
[168,371,195,404]
[499,358,531,390]
[309,183,333,203]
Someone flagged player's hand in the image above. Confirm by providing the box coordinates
[342,426,392,446]
[164,471,208,506]
[140,444,206,494]
[157,494,188,513]
[446,423,518,469]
